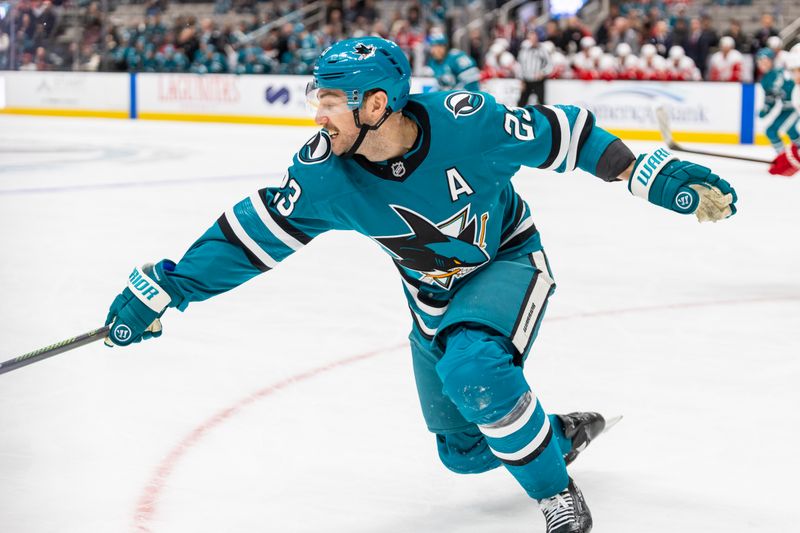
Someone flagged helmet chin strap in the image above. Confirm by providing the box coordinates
[342,106,393,159]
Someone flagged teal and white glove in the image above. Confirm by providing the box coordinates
[629,148,737,222]
[104,262,177,347]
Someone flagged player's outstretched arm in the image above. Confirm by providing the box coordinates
[485,100,737,222]
[617,148,737,223]
[104,178,331,347]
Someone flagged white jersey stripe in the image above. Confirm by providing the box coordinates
[531,251,554,283]
[225,208,278,269]
[565,108,588,171]
[488,415,551,461]
[479,391,539,439]
[411,307,437,336]
[500,216,535,248]
[248,193,304,252]
[542,106,570,171]
[511,253,555,354]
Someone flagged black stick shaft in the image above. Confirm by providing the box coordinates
[667,144,772,164]
[0,326,109,375]
[655,106,772,164]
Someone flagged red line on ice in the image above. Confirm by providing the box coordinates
[132,344,405,533]
[131,294,799,532]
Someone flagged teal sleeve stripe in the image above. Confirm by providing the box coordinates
[168,223,264,310]
[232,198,295,262]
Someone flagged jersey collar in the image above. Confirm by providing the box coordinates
[352,99,431,182]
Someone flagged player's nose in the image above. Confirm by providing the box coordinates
[314,111,328,126]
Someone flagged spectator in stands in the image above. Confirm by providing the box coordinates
[561,16,590,54]
[606,16,640,55]
[0,30,8,69]
[19,50,36,70]
[543,19,562,50]
[752,13,778,52]
[517,28,551,106]
[594,4,621,49]
[725,19,749,53]
[648,20,672,57]
[33,0,56,40]
[709,35,742,81]
[467,27,485,69]
[684,17,715,78]
[80,43,100,71]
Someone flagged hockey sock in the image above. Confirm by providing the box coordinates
[549,414,573,455]
[438,326,569,499]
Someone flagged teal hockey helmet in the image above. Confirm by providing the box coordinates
[756,47,775,60]
[429,33,448,47]
[309,36,412,113]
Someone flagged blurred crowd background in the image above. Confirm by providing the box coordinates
[1,0,799,82]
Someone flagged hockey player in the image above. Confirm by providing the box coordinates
[426,34,481,92]
[709,36,743,82]
[769,52,800,176]
[597,54,619,81]
[104,37,738,532]
[637,43,658,80]
[571,36,596,78]
[619,53,641,80]
[542,41,571,79]
[676,55,702,81]
[756,48,800,155]
[767,35,788,70]
[666,45,685,78]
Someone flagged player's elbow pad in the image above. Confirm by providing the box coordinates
[594,139,635,182]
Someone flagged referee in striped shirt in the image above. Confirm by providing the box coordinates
[517,29,553,107]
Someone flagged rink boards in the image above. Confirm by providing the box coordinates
[0,71,781,145]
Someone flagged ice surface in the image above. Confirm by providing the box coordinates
[1,115,798,533]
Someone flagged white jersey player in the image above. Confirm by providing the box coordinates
[709,36,743,82]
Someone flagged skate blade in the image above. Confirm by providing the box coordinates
[603,415,623,433]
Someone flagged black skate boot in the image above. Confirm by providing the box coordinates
[557,412,606,466]
[537,477,592,533]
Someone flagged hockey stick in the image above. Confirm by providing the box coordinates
[0,326,109,375]
[655,106,772,164]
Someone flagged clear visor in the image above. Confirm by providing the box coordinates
[305,81,357,120]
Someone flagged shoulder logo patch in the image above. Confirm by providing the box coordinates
[444,91,484,119]
[298,131,332,164]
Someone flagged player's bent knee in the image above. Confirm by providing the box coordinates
[436,429,502,474]
[437,326,529,425]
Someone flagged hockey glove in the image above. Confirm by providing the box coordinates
[629,148,737,222]
[104,262,177,347]
[768,145,800,176]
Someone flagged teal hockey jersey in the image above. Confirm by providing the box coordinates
[427,51,481,91]
[163,91,632,321]
[760,68,796,114]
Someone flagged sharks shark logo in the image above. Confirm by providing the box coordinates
[375,205,490,289]
[444,92,485,119]
[354,43,376,60]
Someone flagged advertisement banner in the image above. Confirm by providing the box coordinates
[546,80,742,142]
[0,71,128,116]
[136,73,312,123]
[136,74,441,123]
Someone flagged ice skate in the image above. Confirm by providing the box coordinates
[557,412,620,465]
[537,477,592,533]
